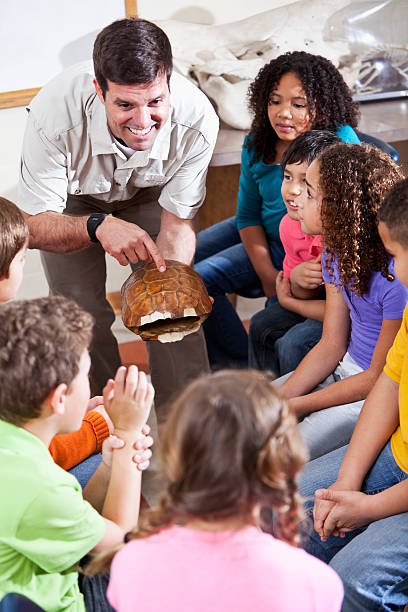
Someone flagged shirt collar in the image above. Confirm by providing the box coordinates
[89,95,116,156]
[149,112,171,160]
[310,234,322,257]
[89,95,172,166]
[0,419,51,460]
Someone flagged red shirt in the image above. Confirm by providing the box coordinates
[279,214,321,278]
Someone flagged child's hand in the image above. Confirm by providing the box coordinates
[103,365,154,435]
[290,255,323,290]
[102,425,153,471]
[314,488,372,541]
[313,479,347,538]
[90,404,114,433]
[86,395,104,413]
[275,271,293,308]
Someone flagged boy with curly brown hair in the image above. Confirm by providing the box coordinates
[0,295,154,611]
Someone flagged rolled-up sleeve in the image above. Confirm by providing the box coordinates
[384,308,408,384]
[158,120,218,220]
[18,112,68,215]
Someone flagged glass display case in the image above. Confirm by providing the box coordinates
[325,0,408,101]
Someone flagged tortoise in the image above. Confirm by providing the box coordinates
[121,259,212,343]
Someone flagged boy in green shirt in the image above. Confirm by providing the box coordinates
[0,295,154,611]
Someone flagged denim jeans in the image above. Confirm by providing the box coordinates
[299,441,408,611]
[248,296,323,376]
[69,453,102,489]
[274,353,364,460]
[194,217,284,368]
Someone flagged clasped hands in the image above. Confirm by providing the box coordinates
[88,365,155,471]
[313,483,374,541]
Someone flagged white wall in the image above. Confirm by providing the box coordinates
[1,1,126,92]
[137,0,291,24]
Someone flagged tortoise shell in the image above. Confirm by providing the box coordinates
[121,259,212,343]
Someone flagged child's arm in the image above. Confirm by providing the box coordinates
[83,366,154,551]
[49,407,110,470]
[276,271,325,321]
[288,315,402,417]
[81,426,153,512]
[314,478,408,541]
[335,372,400,490]
[279,282,350,398]
[290,255,323,299]
[236,143,280,298]
[239,225,279,297]
[312,371,400,539]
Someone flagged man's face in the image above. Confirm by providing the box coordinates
[94,73,170,151]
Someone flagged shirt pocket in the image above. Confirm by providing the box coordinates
[131,172,168,188]
[67,177,112,196]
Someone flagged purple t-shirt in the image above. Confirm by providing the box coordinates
[323,256,408,370]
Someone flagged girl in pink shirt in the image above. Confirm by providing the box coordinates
[87,369,343,612]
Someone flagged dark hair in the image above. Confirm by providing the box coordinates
[93,18,173,97]
[318,143,404,296]
[281,130,341,171]
[0,197,28,279]
[378,178,408,248]
[0,296,93,425]
[247,51,359,163]
[86,369,307,574]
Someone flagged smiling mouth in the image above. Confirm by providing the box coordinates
[287,200,298,208]
[127,125,155,136]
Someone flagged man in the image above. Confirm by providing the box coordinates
[18,18,219,409]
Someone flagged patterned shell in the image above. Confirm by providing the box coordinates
[121,259,212,332]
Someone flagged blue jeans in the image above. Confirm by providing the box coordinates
[299,441,408,611]
[275,353,365,460]
[194,217,284,368]
[69,453,102,489]
[248,297,323,376]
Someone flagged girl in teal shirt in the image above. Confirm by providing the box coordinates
[194,51,360,368]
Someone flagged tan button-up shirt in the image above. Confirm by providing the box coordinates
[18,61,219,220]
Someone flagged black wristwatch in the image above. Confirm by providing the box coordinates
[87,213,107,243]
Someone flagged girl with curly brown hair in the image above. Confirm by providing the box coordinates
[195,51,360,370]
[278,143,408,461]
[86,369,343,612]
